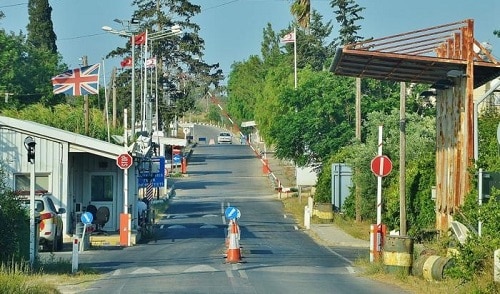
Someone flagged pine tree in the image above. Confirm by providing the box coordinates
[330,0,364,46]
[126,0,223,128]
[26,0,58,54]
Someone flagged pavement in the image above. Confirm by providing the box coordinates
[247,141,370,249]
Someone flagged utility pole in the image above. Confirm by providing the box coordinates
[399,82,407,235]
[355,77,362,222]
[82,56,89,135]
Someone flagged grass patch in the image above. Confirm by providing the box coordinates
[0,255,100,293]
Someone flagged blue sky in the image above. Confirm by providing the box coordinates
[1,0,499,85]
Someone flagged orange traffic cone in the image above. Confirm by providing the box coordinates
[226,220,241,263]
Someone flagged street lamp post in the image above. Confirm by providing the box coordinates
[102,23,137,140]
[144,25,182,135]
[24,136,36,267]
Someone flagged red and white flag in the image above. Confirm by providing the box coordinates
[280,31,296,43]
[133,32,146,45]
[146,57,157,68]
[120,57,132,67]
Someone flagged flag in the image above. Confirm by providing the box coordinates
[51,64,100,96]
[134,32,146,45]
[145,57,156,68]
[120,57,132,67]
[280,32,296,43]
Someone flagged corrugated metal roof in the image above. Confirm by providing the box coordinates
[0,115,124,159]
[330,19,500,88]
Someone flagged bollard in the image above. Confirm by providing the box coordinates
[181,157,187,174]
[72,236,79,273]
[304,205,311,230]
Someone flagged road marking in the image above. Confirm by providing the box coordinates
[325,246,354,266]
[200,224,218,229]
[168,225,186,229]
[130,267,161,274]
[346,266,356,274]
[226,269,234,278]
[294,225,299,230]
[238,270,248,279]
[184,265,218,273]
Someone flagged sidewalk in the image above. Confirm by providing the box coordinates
[251,142,370,249]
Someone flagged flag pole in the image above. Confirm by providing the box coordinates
[143,29,149,132]
[293,26,297,89]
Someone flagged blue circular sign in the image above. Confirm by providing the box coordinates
[225,206,241,220]
[173,154,182,164]
[81,212,93,225]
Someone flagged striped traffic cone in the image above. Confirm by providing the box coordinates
[226,220,241,263]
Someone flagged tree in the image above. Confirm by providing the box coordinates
[330,0,364,46]
[107,0,224,132]
[27,0,57,54]
[290,0,311,29]
[269,68,355,166]
[227,56,265,122]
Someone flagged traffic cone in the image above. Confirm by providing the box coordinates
[226,220,241,263]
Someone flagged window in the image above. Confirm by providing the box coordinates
[15,174,50,193]
[90,174,114,201]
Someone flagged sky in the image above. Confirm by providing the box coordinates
[0,0,499,86]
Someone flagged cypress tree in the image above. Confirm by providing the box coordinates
[27,0,58,54]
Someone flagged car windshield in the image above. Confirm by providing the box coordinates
[219,133,230,136]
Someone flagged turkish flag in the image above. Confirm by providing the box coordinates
[120,57,132,67]
[133,32,146,45]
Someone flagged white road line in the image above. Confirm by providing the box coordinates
[325,246,354,266]
[294,225,299,230]
[226,269,234,278]
[346,266,356,274]
[238,270,248,279]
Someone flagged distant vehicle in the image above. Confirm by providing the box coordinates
[217,132,232,144]
[19,193,66,252]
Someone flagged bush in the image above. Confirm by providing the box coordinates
[0,176,29,263]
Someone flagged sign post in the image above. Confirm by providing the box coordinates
[118,111,131,246]
[369,126,393,261]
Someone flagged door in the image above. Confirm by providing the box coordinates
[89,173,116,231]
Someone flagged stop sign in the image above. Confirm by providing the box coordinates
[116,153,133,170]
[371,155,393,177]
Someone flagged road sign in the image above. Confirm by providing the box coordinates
[80,212,93,225]
[225,206,241,220]
[116,153,133,170]
[371,155,393,177]
[138,156,166,188]
[173,154,182,164]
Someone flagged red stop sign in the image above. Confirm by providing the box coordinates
[116,153,133,170]
[371,155,393,177]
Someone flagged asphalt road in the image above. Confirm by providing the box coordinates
[54,125,409,294]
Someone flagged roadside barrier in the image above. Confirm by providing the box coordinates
[226,220,241,263]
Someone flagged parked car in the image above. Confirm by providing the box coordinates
[217,132,232,144]
[19,193,65,252]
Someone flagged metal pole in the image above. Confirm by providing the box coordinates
[131,35,136,139]
[29,155,35,267]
